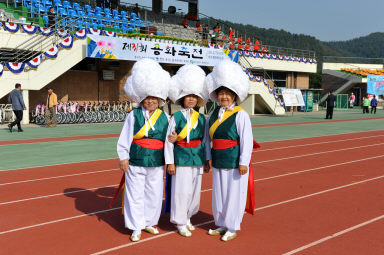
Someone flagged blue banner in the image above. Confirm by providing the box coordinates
[367,75,384,95]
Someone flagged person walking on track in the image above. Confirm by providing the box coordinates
[325,91,336,119]
[8,83,26,132]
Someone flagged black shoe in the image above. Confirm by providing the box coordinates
[18,129,23,132]
[8,124,13,133]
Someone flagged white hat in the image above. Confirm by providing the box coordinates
[124,58,170,103]
[168,64,208,107]
[205,60,250,104]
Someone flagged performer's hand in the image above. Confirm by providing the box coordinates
[120,159,129,173]
[204,160,212,173]
[167,164,176,175]
[167,131,177,143]
[239,165,248,175]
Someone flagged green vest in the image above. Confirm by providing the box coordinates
[173,111,206,166]
[209,106,240,169]
[129,108,168,167]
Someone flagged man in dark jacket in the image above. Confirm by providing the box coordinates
[48,7,56,28]
[325,91,336,119]
[370,95,378,114]
[8,83,26,132]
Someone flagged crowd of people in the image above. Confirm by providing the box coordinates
[180,18,268,52]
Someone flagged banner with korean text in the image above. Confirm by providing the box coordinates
[281,88,305,107]
[86,35,238,66]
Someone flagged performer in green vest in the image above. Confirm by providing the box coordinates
[117,58,170,242]
[164,64,208,237]
[204,60,255,241]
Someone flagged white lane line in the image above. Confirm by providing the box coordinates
[0,184,119,206]
[2,130,384,172]
[0,168,120,187]
[3,153,384,206]
[3,141,381,187]
[252,143,384,164]
[0,157,118,172]
[254,134,384,152]
[90,175,384,255]
[253,154,384,182]
[1,174,382,237]
[283,214,384,255]
[259,129,384,144]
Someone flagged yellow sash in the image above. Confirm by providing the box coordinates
[133,108,163,139]
[209,106,243,140]
[176,110,200,142]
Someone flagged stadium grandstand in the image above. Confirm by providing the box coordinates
[0,0,318,124]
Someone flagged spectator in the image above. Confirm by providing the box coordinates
[229,42,234,50]
[244,43,251,51]
[245,37,251,44]
[238,43,244,50]
[196,20,201,30]
[133,3,140,17]
[254,39,261,52]
[202,24,209,44]
[213,22,220,33]
[237,36,243,43]
[370,95,378,114]
[229,27,234,39]
[262,45,268,53]
[7,83,26,133]
[349,92,355,108]
[182,17,188,28]
[45,88,58,127]
[362,96,370,114]
[48,7,56,29]
[325,91,336,119]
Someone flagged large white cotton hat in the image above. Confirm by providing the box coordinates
[168,64,208,107]
[205,59,250,104]
[124,58,170,102]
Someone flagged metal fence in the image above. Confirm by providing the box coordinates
[323,56,384,65]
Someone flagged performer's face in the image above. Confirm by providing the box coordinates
[183,95,198,108]
[217,88,235,107]
[143,96,159,112]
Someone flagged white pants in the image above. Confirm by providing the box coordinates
[170,166,203,225]
[212,167,249,231]
[124,165,164,231]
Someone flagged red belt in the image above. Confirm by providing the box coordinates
[212,139,239,150]
[132,138,164,150]
[176,140,202,148]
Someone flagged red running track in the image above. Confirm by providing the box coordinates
[0,130,383,254]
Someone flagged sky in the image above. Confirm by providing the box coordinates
[123,0,384,42]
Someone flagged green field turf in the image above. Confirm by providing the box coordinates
[1,111,384,170]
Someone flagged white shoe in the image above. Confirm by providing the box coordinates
[177,225,192,237]
[130,230,142,242]
[144,226,159,235]
[221,230,237,242]
[187,219,195,231]
[208,227,227,236]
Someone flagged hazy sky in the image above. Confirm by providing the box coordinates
[124,0,384,42]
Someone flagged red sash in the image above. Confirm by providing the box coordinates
[109,138,164,208]
[132,138,164,150]
[212,139,260,215]
[176,140,201,148]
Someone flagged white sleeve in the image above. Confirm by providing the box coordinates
[164,116,176,165]
[204,111,214,161]
[117,111,135,161]
[236,110,253,166]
